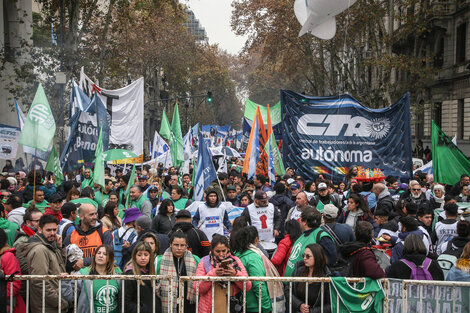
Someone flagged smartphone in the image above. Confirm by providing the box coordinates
[220,259,230,269]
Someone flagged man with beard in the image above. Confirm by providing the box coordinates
[192,189,232,239]
[95,179,114,207]
[24,214,70,312]
[81,168,94,190]
[64,203,113,270]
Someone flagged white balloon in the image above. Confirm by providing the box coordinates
[294,0,356,40]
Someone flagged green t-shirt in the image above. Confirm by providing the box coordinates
[0,218,19,247]
[330,277,385,313]
[284,228,332,277]
[80,267,122,313]
[25,200,49,213]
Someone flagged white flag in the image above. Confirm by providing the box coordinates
[182,130,193,174]
[217,152,227,174]
[152,131,169,159]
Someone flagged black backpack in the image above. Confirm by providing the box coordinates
[322,225,352,276]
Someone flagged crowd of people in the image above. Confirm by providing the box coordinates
[0,160,470,313]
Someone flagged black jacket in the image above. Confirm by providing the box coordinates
[387,254,444,280]
[376,195,395,214]
[170,222,210,258]
[288,261,331,313]
[270,193,295,222]
[124,269,161,313]
[152,213,176,235]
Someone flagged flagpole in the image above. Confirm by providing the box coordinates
[33,148,37,202]
[209,149,226,202]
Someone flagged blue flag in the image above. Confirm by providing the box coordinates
[193,133,217,201]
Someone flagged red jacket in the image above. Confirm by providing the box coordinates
[270,234,293,276]
[0,247,26,313]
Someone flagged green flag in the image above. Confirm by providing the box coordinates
[93,126,105,188]
[125,163,136,208]
[103,149,138,161]
[432,121,470,185]
[170,104,184,168]
[45,145,64,185]
[18,83,56,151]
[160,110,171,140]
[265,133,285,177]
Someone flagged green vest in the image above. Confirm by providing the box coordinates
[173,198,188,211]
[130,194,147,210]
[284,228,332,277]
[80,267,122,313]
[330,277,385,313]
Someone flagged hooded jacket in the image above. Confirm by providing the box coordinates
[269,193,295,222]
[340,241,385,279]
[0,247,26,313]
[7,207,25,227]
[439,236,470,258]
[390,229,424,264]
[376,189,395,214]
[63,221,113,266]
[23,234,69,313]
[171,222,210,258]
[0,218,19,247]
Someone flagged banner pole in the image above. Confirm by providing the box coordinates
[209,149,226,202]
[33,148,37,202]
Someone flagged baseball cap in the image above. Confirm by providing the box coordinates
[317,182,328,190]
[323,204,338,219]
[49,193,63,203]
[148,186,158,192]
[138,175,148,180]
[287,178,295,185]
[227,185,237,191]
[254,190,268,200]
[176,209,192,219]
[290,182,301,190]
[122,207,143,224]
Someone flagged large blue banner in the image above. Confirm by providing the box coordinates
[281,90,412,182]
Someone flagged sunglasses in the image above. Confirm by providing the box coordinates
[302,253,312,259]
[411,188,421,192]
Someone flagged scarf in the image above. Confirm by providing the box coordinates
[456,258,470,274]
[44,208,63,222]
[21,224,36,237]
[160,248,197,313]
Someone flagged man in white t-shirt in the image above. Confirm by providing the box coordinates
[241,190,281,243]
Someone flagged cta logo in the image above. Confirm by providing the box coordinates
[297,114,391,139]
[28,104,55,129]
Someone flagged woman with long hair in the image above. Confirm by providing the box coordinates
[239,193,252,208]
[101,201,122,231]
[66,187,80,202]
[338,193,378,234]
[124,241,159,313]
[109,191,125,218]
[152,198,176,235]
[231,227,272,313]
[194,234,252,313]
[290,244,331,313]
[76,245,122,313]
[271,220,302,275]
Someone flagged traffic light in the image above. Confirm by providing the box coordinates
[207,91,213,102]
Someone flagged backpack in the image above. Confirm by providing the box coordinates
[113,228,137,269]
[437,243,461,279]
[61,223,76,239]
[401,258,433,280]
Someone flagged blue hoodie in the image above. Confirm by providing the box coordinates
[390,229,424,264]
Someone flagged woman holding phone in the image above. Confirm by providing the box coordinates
[194,234,251,313]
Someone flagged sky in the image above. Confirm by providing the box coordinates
[183,0,248,55]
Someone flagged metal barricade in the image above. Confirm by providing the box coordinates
[5,274,173,313]
[6,275,470,313]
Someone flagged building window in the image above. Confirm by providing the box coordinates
[458,99,465,139]
[433,102,442,128]
[415,101,425,140]
[456,23,467,64]
[434,37,444,68]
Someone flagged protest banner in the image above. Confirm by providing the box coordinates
[0,124,20,160]
[281,90,412,182]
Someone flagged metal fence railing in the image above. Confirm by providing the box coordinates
[5,275,470,313]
